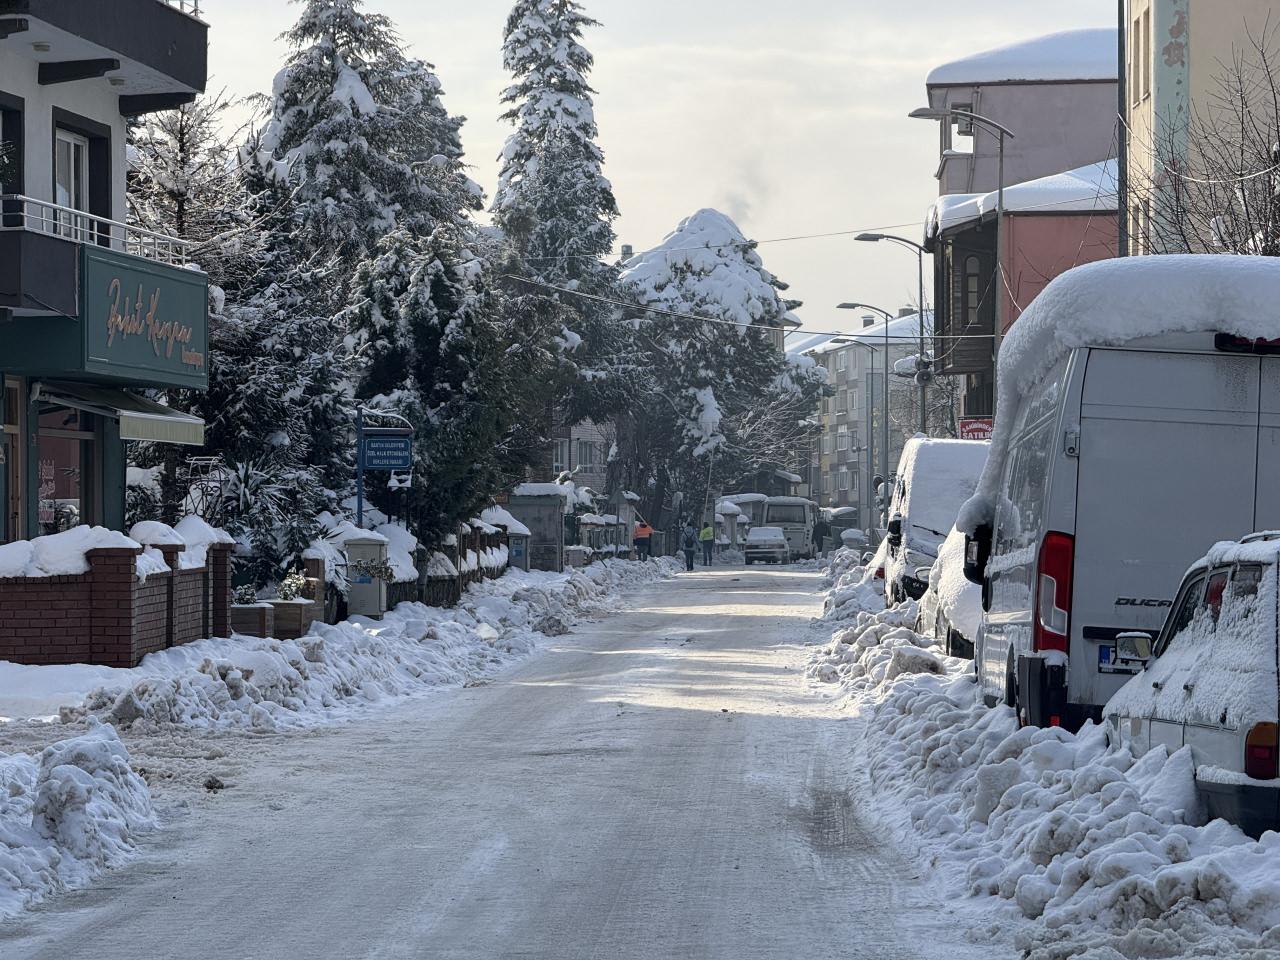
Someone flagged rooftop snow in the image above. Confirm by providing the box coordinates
[931,160,1118,236]
[926,28,1118,86]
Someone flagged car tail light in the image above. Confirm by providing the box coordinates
[1215,334,1280,355]
[1245,723,1279,780]
[1034,532,1074,653]
[875,566,885,580]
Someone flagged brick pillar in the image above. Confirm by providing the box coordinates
[208,543,232,638]
[88,546,141,667]
[158,544,181,648]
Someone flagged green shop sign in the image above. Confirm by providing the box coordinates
[81,246,209,389]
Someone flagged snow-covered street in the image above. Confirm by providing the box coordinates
[0,568,993,960]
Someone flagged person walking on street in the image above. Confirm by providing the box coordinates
[699,522,715,567]
[813,517,830,557]
[681,524,698,572]
[634,520,654,560]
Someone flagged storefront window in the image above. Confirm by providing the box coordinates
[36,405,95,536]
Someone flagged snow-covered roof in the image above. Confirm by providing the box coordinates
[926,28,1118,86]
[715,499,743,516]
[723,493,768,504]
[775,469,803,484]
[480,505,532,538]
[930,160,1119,237]
[766,496,816,506]
[844,311,934,347]
[960,256,1280,534]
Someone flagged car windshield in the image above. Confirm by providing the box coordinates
[766,505,807,524]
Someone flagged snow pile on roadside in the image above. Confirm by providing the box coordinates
[808,599,1280,958]
[0,722,154,919]
[29,558,680,732]
[820,544,886,622]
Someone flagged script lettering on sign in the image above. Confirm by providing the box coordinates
[105,278,206,372]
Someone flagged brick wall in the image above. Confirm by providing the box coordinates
[0,541,233,668]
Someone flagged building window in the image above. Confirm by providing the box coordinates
[837,427,849,452]
[1142,198,1152,254]
[964,255,981,327]
[577,439,597,467]
[1141,9,1151,99]
[952,102,974,137]
[821,435,833,455]
[837,389,848,412]
[36,405,96,536]
[838,470,850,491]
[836,352,847,372]
[552,439,568,473]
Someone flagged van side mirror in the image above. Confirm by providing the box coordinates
[963,524,992,585]
[887,516,903,548]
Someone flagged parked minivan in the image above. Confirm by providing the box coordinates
[1105,534,1280,836]
[883,438,988,605]
[762,497,817,560]
[963,258,1280,729]
[968,329,1280,727]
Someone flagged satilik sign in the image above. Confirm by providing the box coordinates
[958,417,994,441]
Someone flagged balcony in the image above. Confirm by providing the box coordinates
[159,0,205,19]
[0,195,207,390]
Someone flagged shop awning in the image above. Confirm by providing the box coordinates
[35,382,205,446]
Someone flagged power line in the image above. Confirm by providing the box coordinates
[503,273,1000,341]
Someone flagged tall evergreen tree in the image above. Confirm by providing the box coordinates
[263,0,478,267]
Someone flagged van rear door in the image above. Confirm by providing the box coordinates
[1072,348,1260,709]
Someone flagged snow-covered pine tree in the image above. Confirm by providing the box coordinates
[495,1,632,436]
[495,0,617,278]
[619,209,824,524]
[263,0,478,267]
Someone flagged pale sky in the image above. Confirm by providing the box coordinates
[206,0,1116,335]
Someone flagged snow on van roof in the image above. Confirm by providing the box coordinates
[926,28,1118,86]
[958,255,1280,534]
[765,496,816,506]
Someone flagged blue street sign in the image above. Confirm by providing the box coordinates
[361,435,413,471]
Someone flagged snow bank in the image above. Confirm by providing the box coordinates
[929,528,982,641]
[0,721,154,919]
[172,515,234,570]
[9,558,680,732]
[820,542,887,622]
[961,256,1280,534]
[373,522,419,583]
[808,562,1280,958]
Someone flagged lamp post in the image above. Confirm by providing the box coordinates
[837,302,895,528]
[855,232,929,433]
[909,106,1016,377]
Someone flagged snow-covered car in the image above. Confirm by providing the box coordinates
[883,437,988,605]
[1105,534,1280,836]
[744,526,790,565]
[916,527,982,659]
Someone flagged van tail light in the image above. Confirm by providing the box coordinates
[1034,532,1074,653]
[875,566,885,580]
[1215,334,1280,355]
[1245,723,1279,780]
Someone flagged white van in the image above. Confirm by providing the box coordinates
[762,497,817,560]
[963,256,1280,730]
[883,437,988,605]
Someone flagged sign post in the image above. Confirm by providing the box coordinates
[355,408,414,528]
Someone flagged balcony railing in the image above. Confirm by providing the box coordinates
[0,195,191,266]
[159,0,205,20]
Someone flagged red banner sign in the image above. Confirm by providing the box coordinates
[958,417,994,441]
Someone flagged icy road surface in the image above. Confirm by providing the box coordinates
[1,568,1002,959]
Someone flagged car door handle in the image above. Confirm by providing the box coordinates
[1152,680,1163,690]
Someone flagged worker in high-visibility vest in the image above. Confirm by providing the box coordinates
[699,522,715,567]
[634,521,654,559]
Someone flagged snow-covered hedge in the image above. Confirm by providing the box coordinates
[808,562,1280,958]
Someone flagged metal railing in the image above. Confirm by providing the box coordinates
[0,194,191,266]
[159,0,204,19]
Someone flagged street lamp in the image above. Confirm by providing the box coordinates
[855,232,929,432]
[909,106,1016,371]
[838,302,895,527]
